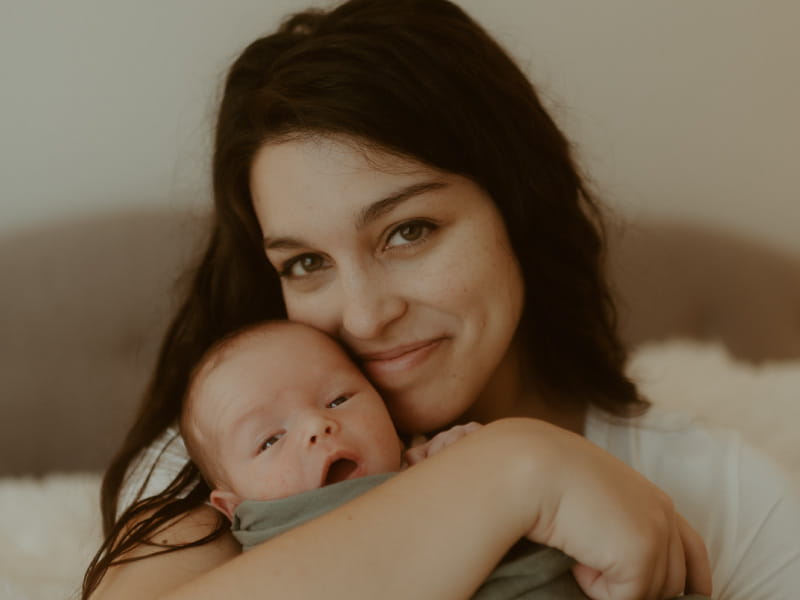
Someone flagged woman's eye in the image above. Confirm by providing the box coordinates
[327,395,349,408]
[281,253,326,278]
[259,433,284,452]
[385,220,436,249]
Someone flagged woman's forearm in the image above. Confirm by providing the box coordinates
[93,418,553,600]
[159,418,550,600]
[93,417,710,600]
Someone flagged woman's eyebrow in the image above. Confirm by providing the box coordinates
[355,180,447,230]
[263,180,447,250]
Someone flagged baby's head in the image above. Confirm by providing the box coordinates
[181,320,403,520]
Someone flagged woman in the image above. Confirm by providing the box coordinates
[84,0,799,598]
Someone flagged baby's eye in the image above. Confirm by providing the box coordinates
[385,219,436,249]
[259,432,284,453]
[280,253,327,279]
[327,395,349,408]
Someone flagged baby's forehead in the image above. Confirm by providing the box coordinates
[200,322,328,374]
[228,322,335,357]
[193,322,348,408]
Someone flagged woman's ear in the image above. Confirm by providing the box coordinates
[210,489,243,522]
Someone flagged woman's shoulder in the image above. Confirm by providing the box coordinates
[585,404,796,487]
[585,404,799,515]
[586,405,800,598]
[118,425,191,517]
[586,405,752,470]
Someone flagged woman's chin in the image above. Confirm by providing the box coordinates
[386,393,467,435]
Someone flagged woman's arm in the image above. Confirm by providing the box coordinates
[91,418,710,600]
[90,507,240,599]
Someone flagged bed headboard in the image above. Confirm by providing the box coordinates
[2,211,799,475]
[609,221,800,362]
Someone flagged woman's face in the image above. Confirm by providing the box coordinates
[250,136,525,434]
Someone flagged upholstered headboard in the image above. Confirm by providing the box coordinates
[609,221,800,362]
[0,211,204,475]
[2,212,799,475]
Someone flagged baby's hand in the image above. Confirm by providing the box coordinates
[404,422,482,466]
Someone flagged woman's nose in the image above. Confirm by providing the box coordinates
[338,267,407,340]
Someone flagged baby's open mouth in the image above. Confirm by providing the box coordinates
[324,458,358,485]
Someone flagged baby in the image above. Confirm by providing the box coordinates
[180,321,705,600]
[179,319,477,520]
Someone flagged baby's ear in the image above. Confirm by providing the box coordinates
[209,489,242,522]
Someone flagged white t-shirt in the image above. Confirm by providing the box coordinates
[585,406,800,600]
[122,407,800,599]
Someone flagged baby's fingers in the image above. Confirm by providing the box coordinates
[403,445,429,466]
[428,422,482,456]
[405,423,483,466]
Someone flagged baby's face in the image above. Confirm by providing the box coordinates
[193,324,403,517]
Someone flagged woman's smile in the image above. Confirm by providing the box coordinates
[250,135,525,434]
[359,337,447,380]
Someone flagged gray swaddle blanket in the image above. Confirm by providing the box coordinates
[231,473,708,599]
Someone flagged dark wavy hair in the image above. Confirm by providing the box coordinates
[83,0,645,596]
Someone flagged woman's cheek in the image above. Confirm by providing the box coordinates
[282,288,332,332]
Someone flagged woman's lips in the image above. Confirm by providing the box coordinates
[359,338,444,380]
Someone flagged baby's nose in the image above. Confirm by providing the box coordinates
[309,424,333,444]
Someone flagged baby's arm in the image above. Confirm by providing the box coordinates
[404,421,482,466]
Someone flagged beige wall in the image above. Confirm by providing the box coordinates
[462,0,800,254]
[2,0,798,254]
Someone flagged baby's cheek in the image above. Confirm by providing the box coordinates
[259,467,299,500]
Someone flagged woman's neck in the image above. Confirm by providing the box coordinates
[459,344,586,436]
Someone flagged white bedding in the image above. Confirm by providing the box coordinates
[0,473,100,600]
[0,340,797,600]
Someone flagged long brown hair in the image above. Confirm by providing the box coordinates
[83,0,644,595]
